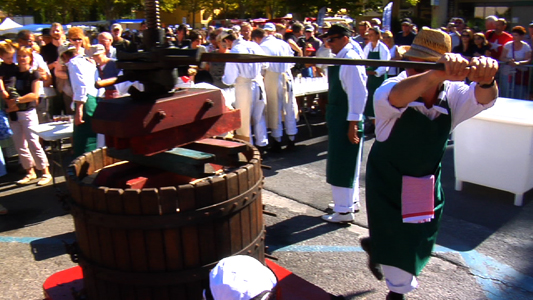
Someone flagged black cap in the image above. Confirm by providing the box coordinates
[320,23,353,38]
[401,18,413,25]
[42,28,51,37]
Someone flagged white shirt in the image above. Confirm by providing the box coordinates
[222,39,268,85]
[336,42,368,121]
[450,32,460,49]
[387,45,398,76]
[373,71,496,142]
[363,41,391,77]
[67,55,104,102]
[108,46,117,59]
[316,44,334,70]
[259,35,294,73]
[503,41,532,61]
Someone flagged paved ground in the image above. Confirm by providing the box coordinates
[1,112,532,300]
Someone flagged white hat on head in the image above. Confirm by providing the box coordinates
[209,255,277,300]
[263,23,276,32]
[111,23,122,31]
[88,44,105,57]
[57,42,76,56]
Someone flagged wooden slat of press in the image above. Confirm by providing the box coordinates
[140,188,170,300]
[93,187,121,300]
[102,148,114,167]
[186,138,247,156]
[92,149,105,171]
[85,150,96,176]
[253,155,264,240]
[237,168,252,249]
[211,176,231,258]
[122,189,151,300]
[79,182,108,299]
[177,184,202,299]
[225,172,242,254]
[106,188,135,300]
[72,183,97,299]
[159,187,187,299]
[195,180,217,266]
[72,156,84,178]
[245,164,259,243]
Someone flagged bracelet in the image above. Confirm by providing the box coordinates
[477,78,495,89]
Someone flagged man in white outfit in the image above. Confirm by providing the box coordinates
[251,24,299,152]
[220,30,269,149]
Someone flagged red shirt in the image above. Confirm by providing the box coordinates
[485,30,513,60]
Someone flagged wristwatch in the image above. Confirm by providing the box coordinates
[14,98,20,104]
[477,78,495,89]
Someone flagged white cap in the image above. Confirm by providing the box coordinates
[263,23,276,32]
[111,23,122,31]
[209,255,277,300]
[88,44,105,56]
[232,25,241,32]
[58,42,76,56]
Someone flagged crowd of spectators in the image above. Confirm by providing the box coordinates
[0,14,532,210]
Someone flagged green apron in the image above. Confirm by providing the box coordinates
[73,95,99,158]
[325,65,364,188]
[365,94,451,275]
[364,50,387,118]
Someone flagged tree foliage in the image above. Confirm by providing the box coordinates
[1,0,388,24]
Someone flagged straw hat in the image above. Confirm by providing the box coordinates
[401,27,451,62]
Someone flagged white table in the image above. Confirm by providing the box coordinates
[29,121,73,141]
[29,121,73,186]
[454,98,533,206]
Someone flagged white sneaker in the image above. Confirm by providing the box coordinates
[328,202,361,212]
[321,212,354,223]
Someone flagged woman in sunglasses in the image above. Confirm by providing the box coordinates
[472,33,491,57]
[452,29,475,59]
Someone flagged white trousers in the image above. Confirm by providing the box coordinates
[264,71,298,138]
[9,109,49,170]
[330,136,364,213]
[234,76,268,147]
[382,265,419,294]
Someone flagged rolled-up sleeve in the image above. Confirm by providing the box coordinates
[340,64,368,121]
[448,81,496,129]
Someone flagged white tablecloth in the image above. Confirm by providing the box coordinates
[29,121,73,142]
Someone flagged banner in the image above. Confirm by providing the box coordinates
[383,2,393,31]
[317,7,327,34]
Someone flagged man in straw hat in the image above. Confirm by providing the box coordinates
[319,24,368,224]
[251,24,298,152]
[361,28,498,299]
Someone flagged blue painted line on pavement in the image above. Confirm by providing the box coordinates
[0,236,75,245]
[460,250,533,300]
[271,244,533,300]
[3,237,533,299]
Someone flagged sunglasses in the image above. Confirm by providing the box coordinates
[461,35,470,37]
[70,38,83,42]
[326,36,342,43]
